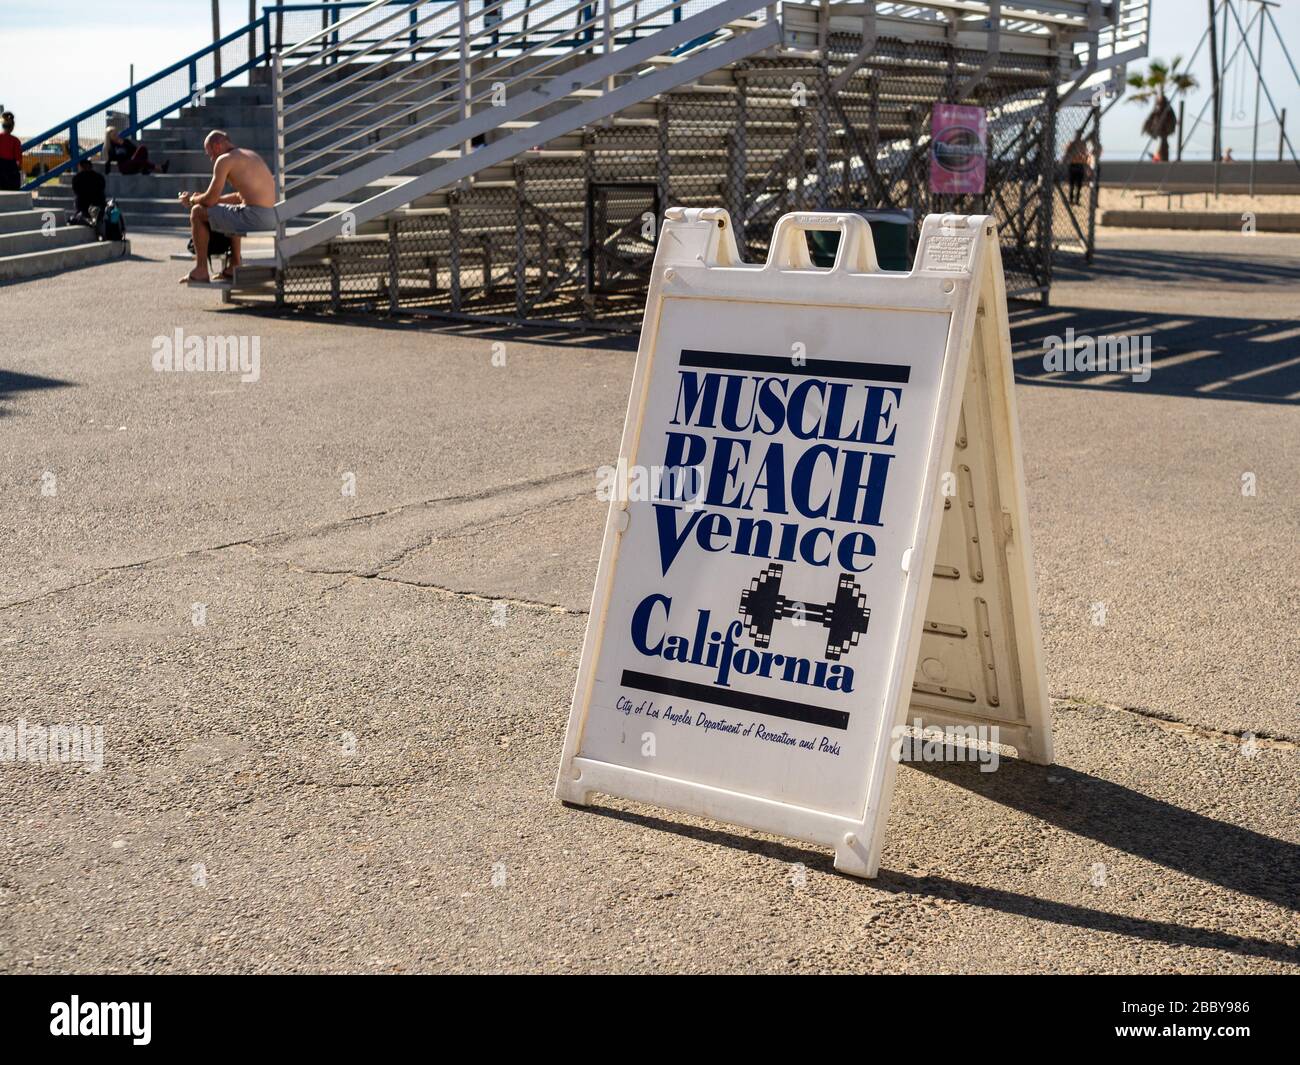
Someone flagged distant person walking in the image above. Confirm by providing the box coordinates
[0,112,23,191]
[178,129,277,285]
[1064,135,1090,206]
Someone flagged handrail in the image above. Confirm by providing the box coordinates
[284,0,587,144]
[283,0,610,184]
[283,0,515,127]
[17,1,438,189]
[20,13,269,187]
[279,0,699,189]
[275,0,779,261]
[281,0,402,61]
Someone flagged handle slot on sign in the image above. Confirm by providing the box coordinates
[765,213,881,275]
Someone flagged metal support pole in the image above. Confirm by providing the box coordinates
[273,53,287,256]
[515,170,527,318]
[1038,85,1059,303]
[732,75,748,249]
[450,192,462,312]
[605,0,615,98]
[1208,0,1221,165]
[211,0,223,81]
[814,64,830,208]
[388,218,400,312]
[1086,105,1101,264]
[459,0,471,158]
[1249,10,1265,196]
[656,99,671,215]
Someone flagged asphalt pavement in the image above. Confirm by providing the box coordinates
[0,228,1295,973]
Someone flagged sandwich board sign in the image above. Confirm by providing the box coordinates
[555,208,1051,878]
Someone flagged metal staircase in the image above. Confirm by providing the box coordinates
[19,1,1146,310]
[217,1,1146,320]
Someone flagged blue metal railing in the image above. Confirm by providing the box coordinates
[20,11,277,188]
[19,2,432,188]
[20,0,713,190]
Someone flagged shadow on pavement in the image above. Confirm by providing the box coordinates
[874,870,1299,965]
[576,754,1300,965]
[218,303,641,353]
[1054,245,1300,288]
[912,757,1299,912]
[1009,304,1300,405]
[0,368,75,416]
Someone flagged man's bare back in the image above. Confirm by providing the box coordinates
[215,147,275,208]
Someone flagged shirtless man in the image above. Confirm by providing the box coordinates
[179,130,277,284]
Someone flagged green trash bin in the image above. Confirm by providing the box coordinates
[806,209,915,271]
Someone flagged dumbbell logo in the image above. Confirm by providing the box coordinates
[738,564,870,661]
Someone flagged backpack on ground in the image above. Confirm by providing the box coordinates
[97,200,126,241]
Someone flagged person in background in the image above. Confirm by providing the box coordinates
[178,129,277,285]
[103,127,169,176]
[0,112,23,191]
[70,158,107,222]
[1064,134,1090,206]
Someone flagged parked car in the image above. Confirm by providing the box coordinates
[23,140,70,178]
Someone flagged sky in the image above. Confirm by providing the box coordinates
[3,0,1299,159]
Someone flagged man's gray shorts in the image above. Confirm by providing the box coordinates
[207,202,278,236]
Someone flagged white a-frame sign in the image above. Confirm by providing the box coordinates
[556,208,1052,878]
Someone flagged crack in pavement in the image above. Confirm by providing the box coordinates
[1054,696,1298,749]
[358,486,594,577]
[0,466,595,614]
[295,566,586,616]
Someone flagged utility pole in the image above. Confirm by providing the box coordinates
[1208,0,1220,188]
[1249,6,1265,194]
[1207,0,1221,159]
[212,0,223,81]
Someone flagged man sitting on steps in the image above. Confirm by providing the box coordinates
[179,130,277,285]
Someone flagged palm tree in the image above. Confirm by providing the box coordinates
[1127,57,1199,162]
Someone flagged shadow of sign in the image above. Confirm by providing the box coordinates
[910,755,1299,913]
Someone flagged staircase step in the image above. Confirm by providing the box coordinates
[35,194,193,227]
[0,190,35,213]
[0,238,130,283]
[0,209,57,235]
[0,225,98,257]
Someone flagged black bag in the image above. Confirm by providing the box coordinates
[97,199,126,241]
[187,229,232,270]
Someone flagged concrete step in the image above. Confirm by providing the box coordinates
[0,237,130,282]
[35,193,192,227]
[104,173,223,199]
[0,225,98,257]
[0,208,55,235]
[152,127,273,150]
[0,190,35,213]
[164,103,273,128]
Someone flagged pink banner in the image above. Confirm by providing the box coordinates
[930,104,987,195]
